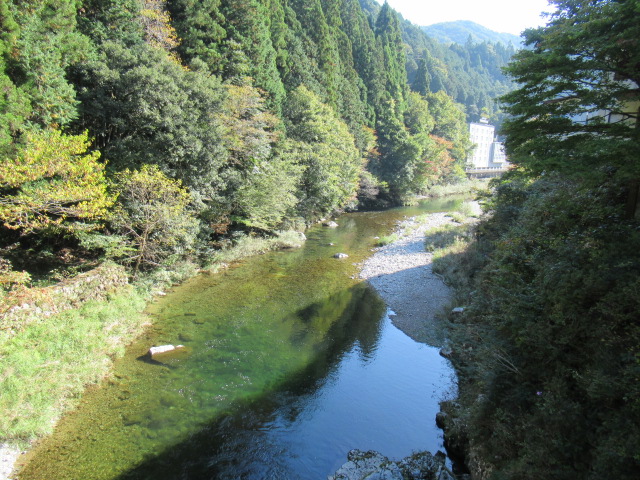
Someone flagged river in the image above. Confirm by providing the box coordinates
[17,198,461,480]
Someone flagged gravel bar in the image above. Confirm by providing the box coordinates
[359,212,456,346]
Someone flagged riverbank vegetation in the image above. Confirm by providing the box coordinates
[436,1,640,478]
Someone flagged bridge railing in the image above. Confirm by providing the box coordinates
[465,166,508,173]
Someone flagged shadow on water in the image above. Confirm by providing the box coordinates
[116,284,386,480]
[17,196,464,480]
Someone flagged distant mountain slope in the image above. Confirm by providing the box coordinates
[421,20,523,48]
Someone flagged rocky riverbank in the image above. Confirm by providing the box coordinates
[329,449,455,480]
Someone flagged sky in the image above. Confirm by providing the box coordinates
[378,0,553,36]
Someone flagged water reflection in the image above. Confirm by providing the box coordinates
[117,286,454,480]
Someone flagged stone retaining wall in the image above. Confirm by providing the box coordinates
[0,262,129,333]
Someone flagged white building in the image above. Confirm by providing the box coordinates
[468,118,509,169]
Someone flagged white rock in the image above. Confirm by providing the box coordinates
[148,344,185,356]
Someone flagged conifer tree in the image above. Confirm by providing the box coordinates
[219,0,285,112]
[167,0,226,73]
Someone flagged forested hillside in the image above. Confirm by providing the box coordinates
[0,0,486,282]
[441,1,640,478]
[360,0,517,127]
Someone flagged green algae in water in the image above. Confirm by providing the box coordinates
[17,197,467,480]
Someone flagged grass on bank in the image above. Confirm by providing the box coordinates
[376,233,399,246]
[205,230,305,269]
[0,288,148,443]
[0,230,305,446]
[424,178,489,198]
[426,203,486,299]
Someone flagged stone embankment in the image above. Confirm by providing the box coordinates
[1,262,129,334]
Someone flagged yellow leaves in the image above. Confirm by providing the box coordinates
[0,129,114,233]
[222,82,281,165]
[140,1,180,58]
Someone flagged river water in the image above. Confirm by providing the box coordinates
[18,198,461,480]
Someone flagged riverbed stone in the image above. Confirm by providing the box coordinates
[148,344,185,357]
[328,450,403,480]
[439,344,453,358]
[436,411,448,429]
[323,221,339,228]
[333,253,349,259]
[329,449,451,480]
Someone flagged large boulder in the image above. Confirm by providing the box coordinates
[328,450,403,480]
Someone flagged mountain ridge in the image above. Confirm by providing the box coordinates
[421,20,523,48]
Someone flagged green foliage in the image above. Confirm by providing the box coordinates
[458,177,640,479]
[6,0,92,128]
[220,81,302,230]
[167,0,226,72]
[284,85,363,218]
[0,129,113,233]
[111,165,199,272]
[425,91,472,165]
[77,0,145,45]
[500,0,640,183]
[374,2,408,110]
[73,41,229,207]
[0,70,30,152]
[233,153,302,231]
[219,0,286,112]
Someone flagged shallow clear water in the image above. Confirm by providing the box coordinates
[18,198,461,480]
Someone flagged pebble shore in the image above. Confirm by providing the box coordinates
[359,211,459,346]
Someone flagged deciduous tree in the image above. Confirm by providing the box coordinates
[0,129,113,233]
[111,164,198,272]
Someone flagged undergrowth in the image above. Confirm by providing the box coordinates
[425,179,489,198]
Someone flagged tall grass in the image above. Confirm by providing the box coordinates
[424,178,489,198]
[376,233,399,246]
[426,224,484,297]
[0,287,147,444]
[205,230,305,269]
